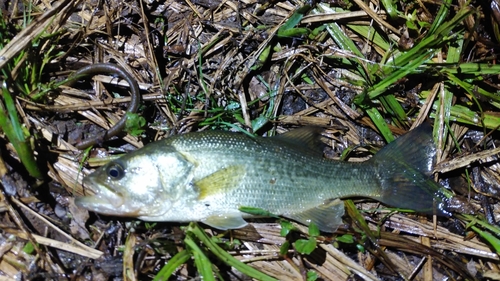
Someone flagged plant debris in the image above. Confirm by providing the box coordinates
[1,0,500,280]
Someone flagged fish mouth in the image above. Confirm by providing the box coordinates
[75,176,140,216]
[75,195,123,211]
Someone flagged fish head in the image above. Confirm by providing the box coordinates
[76,147,195,218]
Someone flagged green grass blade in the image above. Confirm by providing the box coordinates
[446,72,500,104]
[432,5,473,38]
[277,4,311,38]
[381,36,435,75]
[446,36,464,64]
[347,23,391,52]
[385,4,471,76]
[429,102,500,130]
[365,108,394,142]
[0,83,43,178]
[379,95,408,126]
[469,216,500,236]
[432,27,465,150]
[344,200,380,245]
[315,4,371,83]
[185,234,216,281]
[470,225,500,255]
[427,0,452,35]
[380,0,397,19]
[456,214,500,255]
[324,19,363,58]
[368,50,434,99]
[153,250,191,281]
[187,223,279,281]
[436,62,500,75]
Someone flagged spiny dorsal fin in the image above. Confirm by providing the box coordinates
[273,127,324,156]
[285,199,344,233]
[195,165,245,200]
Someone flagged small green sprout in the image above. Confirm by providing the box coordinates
[125,112,146,137]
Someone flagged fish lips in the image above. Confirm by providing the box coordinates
[76,177,141,217]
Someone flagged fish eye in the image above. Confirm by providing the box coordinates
[106,163,124,180]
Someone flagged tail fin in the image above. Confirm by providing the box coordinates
[370,123,450,216]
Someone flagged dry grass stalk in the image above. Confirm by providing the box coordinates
[1,0,499,280]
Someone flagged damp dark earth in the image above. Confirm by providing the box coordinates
[1,0,500,280]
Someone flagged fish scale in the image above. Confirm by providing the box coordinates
[170,132,377,209]
[76,124,450,232]
[166,135,353,230]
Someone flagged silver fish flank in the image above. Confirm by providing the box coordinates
[76,124,449,232]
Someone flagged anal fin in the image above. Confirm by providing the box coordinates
[285,199,344,233]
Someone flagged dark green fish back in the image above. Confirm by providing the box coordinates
[146,124,449,232]
[163,129,373,213]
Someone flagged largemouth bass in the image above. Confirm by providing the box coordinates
[76,124,449,232]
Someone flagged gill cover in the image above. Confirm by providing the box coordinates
[78,145,196,218]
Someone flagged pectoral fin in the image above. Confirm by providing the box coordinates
[202,212,248,230]
[285,199,344,233]
[195,165,245,200]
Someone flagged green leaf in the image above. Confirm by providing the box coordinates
[294,238,317,255]
[251,115,269,132]
[210,235,223,244]
[406,19,418,31]
[0,83,42,178]
[347,23,390,53]
[280,220,294,237]
[125,112,146,136]
[277,27,310,38]
[277,4,311,38]
[368,50,435,100]
[379,94,408,126]
[306,270,318,281]
[252,44,272,71]
[379,0,397,19]
[308,222,320,237]
[356,243,365,253]
[232,113,246,125]
[22,241,36,254]
[427,0,452,36]
[301,73,314,84]
[470,225,500,255]
[309,25,326,39]
[280,241,290,256]
[145,222,157,230]
[336,234,354,244]
[239,206,279,218]
[437,62,500,75]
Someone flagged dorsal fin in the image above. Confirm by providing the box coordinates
[273,127,324,156]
